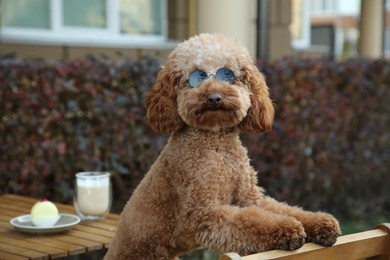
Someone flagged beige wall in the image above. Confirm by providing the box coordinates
[167,0,190,41]
[196,0,258,59]
[0,44,64,59]
[269,0,294,60]
[0,43,173,61]
[359,0,384,58]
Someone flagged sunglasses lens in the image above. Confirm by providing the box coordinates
[215,68,236,84]
[188,70,208,87]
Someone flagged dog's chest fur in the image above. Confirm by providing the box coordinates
[150,128,254,206]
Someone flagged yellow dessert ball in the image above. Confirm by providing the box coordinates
[31,199,59,219]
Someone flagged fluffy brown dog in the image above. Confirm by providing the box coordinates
[104,34,340,259]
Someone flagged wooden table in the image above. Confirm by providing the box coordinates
[0,194,120,260]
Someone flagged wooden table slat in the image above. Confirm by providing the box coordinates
[81,220,117,232]
[52,235,103,252]
[0,242,47,260]
[0,236,67,259]
[0,250,29,260]
[65,229,112,245]
[0,226,86,257]
[72,223,116,238]
[0,203,32,212]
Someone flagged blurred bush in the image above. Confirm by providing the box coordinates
[0,55,163,204]
[243,58,390,220]
[0,56,389,220]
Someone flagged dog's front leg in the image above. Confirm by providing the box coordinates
[176,204,306,256]
[233,170,340,248]
[257,196,341,247]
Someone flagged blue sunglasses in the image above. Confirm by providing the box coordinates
[188,68,237,88]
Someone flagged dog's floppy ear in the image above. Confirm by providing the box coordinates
[145,66,185,133]
[238,64,274,133]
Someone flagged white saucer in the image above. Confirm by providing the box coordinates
[10,213,81,234]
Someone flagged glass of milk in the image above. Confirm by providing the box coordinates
[73,171,112,221]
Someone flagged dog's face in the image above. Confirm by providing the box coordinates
[146,34,274,133]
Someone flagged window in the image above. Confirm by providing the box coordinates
[0,0,167,46]
[3,0,51,29]
[62,0,107,29]
[310,0,337,15]
[120,0,163,35]
[291,0,310,49]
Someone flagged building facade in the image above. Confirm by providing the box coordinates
[0,0,388,61]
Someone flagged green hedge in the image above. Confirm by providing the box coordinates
[0,56,163,204]
[244,58,390,219]
[0,56,389,220]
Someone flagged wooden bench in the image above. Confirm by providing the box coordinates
[220,223,390,260]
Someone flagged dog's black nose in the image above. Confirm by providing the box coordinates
[207,93,222,107]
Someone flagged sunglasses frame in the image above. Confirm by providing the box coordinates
[188,68,237,88]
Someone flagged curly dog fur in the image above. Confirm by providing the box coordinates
[104,34,340,259]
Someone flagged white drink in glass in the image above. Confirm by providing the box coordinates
[74,172,112,220]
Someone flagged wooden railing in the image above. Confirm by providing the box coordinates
[220,223,390,260]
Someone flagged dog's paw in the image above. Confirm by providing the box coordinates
[304,213,341,247]
[274,220,306,251]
